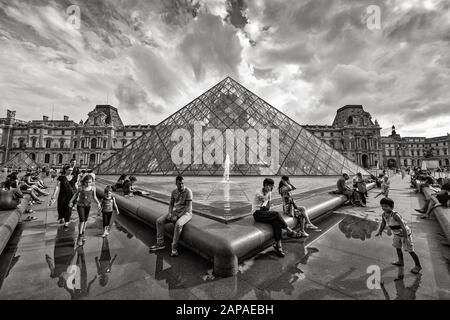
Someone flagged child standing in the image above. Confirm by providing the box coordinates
[100,186,119,237]
[69,175,101,246]
[375,198,422,274]
[381,175,390,198]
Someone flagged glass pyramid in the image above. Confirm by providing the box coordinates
[96,77,369,176]
[2,151,39,170]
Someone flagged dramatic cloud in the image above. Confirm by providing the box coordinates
[0,0,448,138]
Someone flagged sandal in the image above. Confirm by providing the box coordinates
[391,261,404,266]
[24,216,37,222]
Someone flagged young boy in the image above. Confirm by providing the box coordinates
[375,198,422,274]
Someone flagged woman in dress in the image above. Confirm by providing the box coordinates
[50,165,77,229]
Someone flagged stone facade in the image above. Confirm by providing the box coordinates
[304,105,383,169]
[0,105,152,169]
[381,126,450,169]
[1,104,449,170]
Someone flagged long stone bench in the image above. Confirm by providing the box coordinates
[0,204,23,256]
[422,187,450,242]
[96,182,375,277]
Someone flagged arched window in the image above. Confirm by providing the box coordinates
[60,140,65,149]
[446,159,449,166]
[44,154,50,163]
[73,141,78,149]
[89,154,96,167]
[347,116,353,125]
[31,138,37,148]
[19,139,26,149]
[91,138,97,149]
[58,154,63,164]
[361,139,367,150]
[81,140,85,149]
[46,139,51,148]
[30,153,36,161]
[103,140,107,149]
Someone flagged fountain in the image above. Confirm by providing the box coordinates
[223,154,230,182]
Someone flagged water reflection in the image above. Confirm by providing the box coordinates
[46,226,96,300]
[338,215,379,241]
[381,267,421,300]
[95,237,117,287]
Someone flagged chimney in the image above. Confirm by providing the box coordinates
[64,115,69,121]
[43,115,49,122]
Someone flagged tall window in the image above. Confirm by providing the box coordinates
[44,154,50,163]
[361,139,367,150]
[58,154,63,164]
[91,138,97,149]
[46,140,51,148]
[74,141,78,149]
[81,140,85,149]
[60,140,65,149]
[32,138,37,148]
[103,140,107,149]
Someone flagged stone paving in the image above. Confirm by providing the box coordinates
[0,174,449,300]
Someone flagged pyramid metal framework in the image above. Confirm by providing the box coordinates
[96,77,369,176]
[1,151,39,170]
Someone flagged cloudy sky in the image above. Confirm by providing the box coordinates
[0,0,449,137]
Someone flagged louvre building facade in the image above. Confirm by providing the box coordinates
[1,77,449,173]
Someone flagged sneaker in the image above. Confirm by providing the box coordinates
[171,249,179,257]
[24,216,37,222]
[273,245,285,258]
[25,209,33,214]
[306,223,319,230]
[287,230,301,238]
[391,261,404,267]
[101,232,107,238]
[149,243,165,252]
[415,209,425,214]
[411,266,422,274]
[105,229,110,235]
[300,231,309,237]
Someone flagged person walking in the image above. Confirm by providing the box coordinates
[50,165,77,228]
[69,175,101,246]
[99,186,119,237]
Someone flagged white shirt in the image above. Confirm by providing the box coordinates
[252,188,272,213]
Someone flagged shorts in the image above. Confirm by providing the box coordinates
[392,233,414,252]
[77,206,91,222]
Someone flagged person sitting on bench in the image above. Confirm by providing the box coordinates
[336,173,354,205]
[252,178,301,258]
[122,176,137,197]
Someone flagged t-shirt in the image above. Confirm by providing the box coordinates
[381,180,390,193]
[122,180,133,195]
[252,188,272,213]
[171,187,193,216]
[279,185,292,203]
[336,177,348,193]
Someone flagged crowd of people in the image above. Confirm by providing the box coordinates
[410,167,450,219]
[4,160,449,279]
